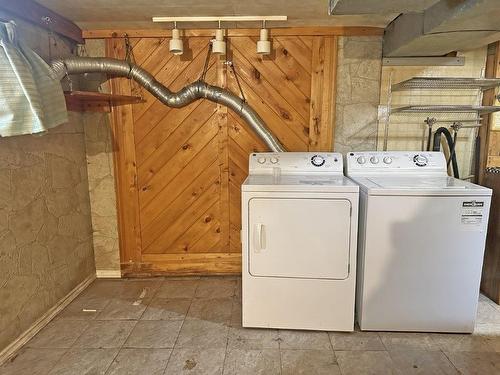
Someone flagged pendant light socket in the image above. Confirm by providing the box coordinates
[212,28,226,55]
[169,28,183,55]
[257,28,271,55]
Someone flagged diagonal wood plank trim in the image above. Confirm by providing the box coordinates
[230,48,309,142]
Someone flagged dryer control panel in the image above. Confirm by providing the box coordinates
[346,151,447,176]
[249,152,343,174]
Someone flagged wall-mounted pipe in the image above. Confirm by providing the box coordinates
[50,57,286,152]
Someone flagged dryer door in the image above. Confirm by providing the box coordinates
[248,197,351,279]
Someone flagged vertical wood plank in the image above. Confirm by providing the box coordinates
[479,42,500,183]
[217,55,231,253]
[308,36,337,151]
[107,38,143,273]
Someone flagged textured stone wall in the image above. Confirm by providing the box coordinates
[0,15,95,352]
[81,39,121,275]
[334,36,383,153]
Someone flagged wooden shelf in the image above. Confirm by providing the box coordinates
[64,91,145,112]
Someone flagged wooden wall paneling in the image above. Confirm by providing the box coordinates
[107,32,337,275]
[107,38,143,274]
[309,36,337,151]
[480,41,500,304]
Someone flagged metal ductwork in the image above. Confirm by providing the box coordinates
[50,57,286,152]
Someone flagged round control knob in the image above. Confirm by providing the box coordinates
[257,157,266,164]
[311,155,325,167]
[413,154,428,167]
[383,156,393,164]
[357,156,366,164]
[370,156,379,164]
[270,157,279,164]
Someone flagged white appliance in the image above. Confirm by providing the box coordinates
[242,152,359,331]
[346,151,492,333]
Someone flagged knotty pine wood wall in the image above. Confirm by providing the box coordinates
[96,27,383,276]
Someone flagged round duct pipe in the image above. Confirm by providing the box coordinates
[51,57,285,152]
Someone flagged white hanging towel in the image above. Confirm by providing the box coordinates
[0,21,68,137]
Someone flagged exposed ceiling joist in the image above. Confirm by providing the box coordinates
[0,0,83,43]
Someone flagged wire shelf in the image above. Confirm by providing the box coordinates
[391,105,500,115]
[392,77,500,91]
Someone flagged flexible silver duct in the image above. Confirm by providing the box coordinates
[50,57,286,152]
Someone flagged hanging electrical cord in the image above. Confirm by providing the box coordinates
[199,43,213,82]
[227,61,246,103]
[123,34,144,100]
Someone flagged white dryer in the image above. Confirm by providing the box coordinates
[346,151,492,333]
[242,152,359,331]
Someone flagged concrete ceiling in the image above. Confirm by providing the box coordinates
[34,0,396,29]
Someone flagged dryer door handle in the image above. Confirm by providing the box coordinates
[254,223,266,252]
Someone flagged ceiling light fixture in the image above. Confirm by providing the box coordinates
[257,21,271,55]
[212,21,226,55]
[169,22,183,55]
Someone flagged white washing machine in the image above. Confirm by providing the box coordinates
[242,152,359,331]
[346,151,492,333]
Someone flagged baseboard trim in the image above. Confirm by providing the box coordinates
[96,270,122,278]
[0,273,96,365]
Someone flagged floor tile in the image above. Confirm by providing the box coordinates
[389,350,459,374]
[81,279,162,300]
[156,280,199,299]
[175,319,229,349]
[105,348,172,375]
[431,333,496,352]
[187,298,232,323]
[477,300,500,325]
[335,350,397,375]
[164,348,225,375]
[229,297,242,328]
[27,320,88,348]
[56,295,110,321]
[124,320,183,348]
[73,321,136,348]
[278,330,331,350]
[95,298,148,320]
[281,349,341,375]
[141,298,191,321]
[223,349,280,375]
[329,330,385,351]
[379,332,440,351]
[228,327,279,349]
[0,348,66,375]
[445,351,500,375]
[194,278,236,299]
[48,348,118,375]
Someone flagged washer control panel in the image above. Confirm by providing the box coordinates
[346,151,447,175]
[250,152,343,174]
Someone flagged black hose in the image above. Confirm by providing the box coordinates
[432,127,460,178]
[446,130,458,168]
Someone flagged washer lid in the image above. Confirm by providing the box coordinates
[242,174,359,193]
[350,175,492,196]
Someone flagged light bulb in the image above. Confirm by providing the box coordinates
[212,28,226,55]
[257,28,271,55]
[169,28,183,55]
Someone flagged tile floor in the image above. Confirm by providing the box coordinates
[1,276,499,375]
